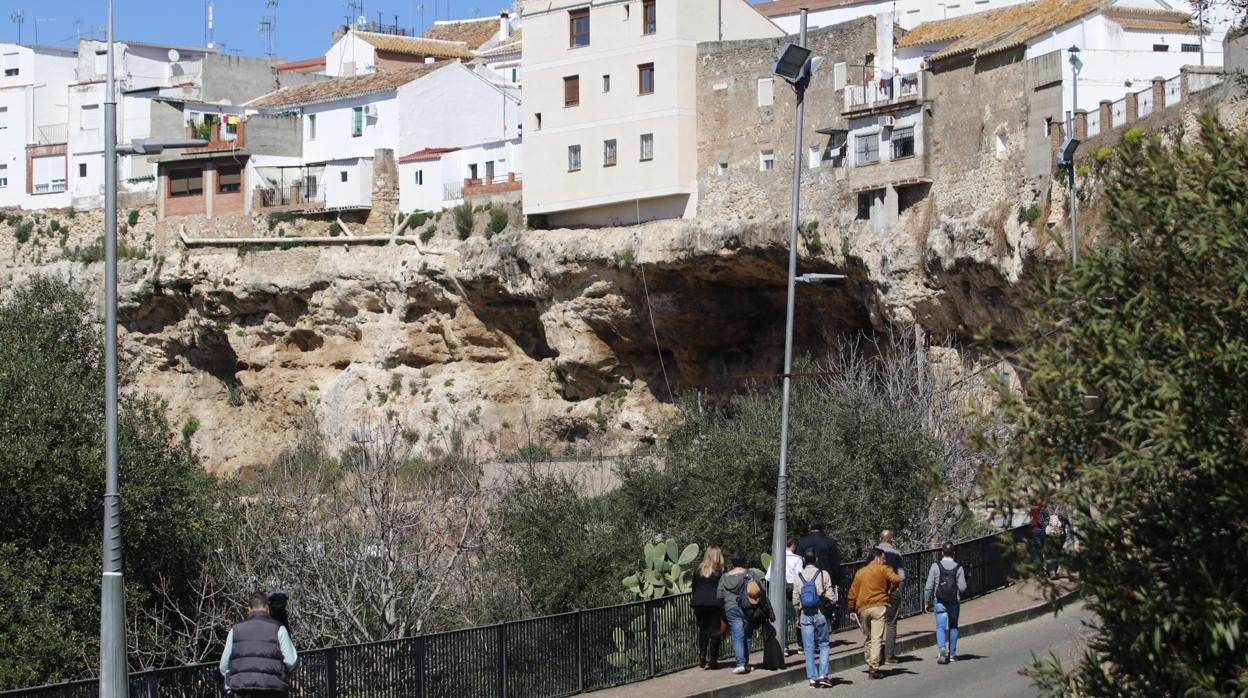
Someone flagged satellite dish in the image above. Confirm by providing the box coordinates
[167,48,181,62]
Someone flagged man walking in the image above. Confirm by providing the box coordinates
[924,541,968,664]
[876,530,906,663]
[766,536,804,652]
[847,548,902,679]
[220,592,298,696]
[792,548,838,688]
[798,521,843,602]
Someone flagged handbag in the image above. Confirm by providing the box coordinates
[712,614,728,637]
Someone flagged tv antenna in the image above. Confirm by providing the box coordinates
[10,10,24,44]
[347,0,366,27]
[258,18,275,57]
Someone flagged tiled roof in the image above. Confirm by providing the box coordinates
[422,17,500,50]
[247,64,442,108]
[1104,6,1199,32]
[354,31,474,59]
[399,147,460,163]
[478,29,522,58]
[275,56,327,72]
[754,0,869,17]
[897,0,1104,61]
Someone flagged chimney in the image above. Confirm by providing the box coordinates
[500,11,512,40]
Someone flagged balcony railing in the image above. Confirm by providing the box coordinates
[844,72,922,113]
[36,122,68,145]
[443,182,464,202]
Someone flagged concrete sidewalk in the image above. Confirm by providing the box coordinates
[593,581,1079,698]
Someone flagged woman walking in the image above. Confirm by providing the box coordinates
[692,546,726,669]
[717,551,771,674]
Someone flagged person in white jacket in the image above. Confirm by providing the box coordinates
[923,542,968,664]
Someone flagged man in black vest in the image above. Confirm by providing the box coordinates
[219,592,298,696]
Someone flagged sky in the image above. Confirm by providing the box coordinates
[1,0,516,60]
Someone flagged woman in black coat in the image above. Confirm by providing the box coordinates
[691,546,726,669]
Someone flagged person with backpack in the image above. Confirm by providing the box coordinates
[847,548,902,680]
[791,548,838,688]
[717,550,774,674]
[692,546,726,669]
[923,541,968,665]
[798,521,843,625]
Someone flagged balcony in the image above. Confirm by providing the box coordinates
[37,122,68,146]
[843,72,923,116]
[463,173,523,199]
[253,165,326,213]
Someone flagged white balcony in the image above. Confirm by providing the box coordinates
[844,72,923,113]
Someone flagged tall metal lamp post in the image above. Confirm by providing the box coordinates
[1059,45,1082,266]
[99,3,205,694]
[767,8,843,645]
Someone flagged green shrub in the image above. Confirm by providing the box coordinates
[453,203,474,239]
[419,224,437,244]
[407,211,428,229]
[488,207,509,236]
[1094,146,1114,162]
[13,222,32,245]
[612,247,636,268]
[328,221,343,237]
[1017,203,1042,225]
[180,415,201,442]
[126,210,139,227]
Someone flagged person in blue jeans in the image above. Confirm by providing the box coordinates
[791,548,838,687]
[716,550,771,674]
[923,541,968,664]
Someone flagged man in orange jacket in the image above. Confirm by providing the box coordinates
[847,548,903,679]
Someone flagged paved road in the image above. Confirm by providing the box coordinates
[760,602,1095,697]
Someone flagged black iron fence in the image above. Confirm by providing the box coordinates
[3,527,1026,698]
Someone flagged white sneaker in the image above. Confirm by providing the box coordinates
[733,666,750,675]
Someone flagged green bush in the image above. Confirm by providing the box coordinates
[407,211,428,229]
[13,222,32,245]
[126,210,139,227]
[419,224,436,244]
[982,112,1248,696]
[488,207,509,236]
[180,415,201,442]
[328,221,343,237]
[1016,203,1041,225]
[612,247,636,268]
[453,203,474,239]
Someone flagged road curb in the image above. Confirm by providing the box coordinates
[681,586,1082,698]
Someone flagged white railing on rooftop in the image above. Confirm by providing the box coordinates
[37,122,68,145]
[1164,76,1182,107]
[1086,110,1101,139]
[1111,98,1127,128]
[1137,90,1153,118]
[443,182,463,202]
[844,72,922,111]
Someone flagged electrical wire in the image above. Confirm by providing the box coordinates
[639,259,675,402]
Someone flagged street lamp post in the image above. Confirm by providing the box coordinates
[99,3,206,693]
[1067,46,1081,266]
[768,8,840,646]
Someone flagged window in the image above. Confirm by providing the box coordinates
[486,161,495,180]
[892,126,915,159]
[217,165,242,193]
[757,78,774,107]
[569,8,590,47]
[3,53,17,77]
[352,106,364,137]
[31,155,66,194]
[568,144,582,171]
[511,68,518,82]
[856,191,875,220]
[81,104,101,130]
[564,75,580,106]
[809,146,822,168]
[535,112,542,129]
[79,163,87,177]
[307,114,317,141]
[1182,43,1201,53]
[640,133,654,161]
[469,163,479,180]
[168,169,203,197]
[603,74,611,92]
[856,133,879,165]
[603,138,617,167]
[638,63,655,95]
[0,164,7,188]
[340,170,349,182]
[0,106,8,130]
[760,150,775,171]
[833,62,847,90]
[414,170,424,185]
[1153,44,1169,52]
[717,161,728,175]
[643,0,657,34]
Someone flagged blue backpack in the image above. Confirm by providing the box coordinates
[798,570,822,612]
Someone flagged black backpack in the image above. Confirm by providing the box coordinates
[936,563,961,605]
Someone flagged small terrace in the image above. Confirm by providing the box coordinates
[463,173,523,199]
[843,72,924,116]
[253,165,327,213]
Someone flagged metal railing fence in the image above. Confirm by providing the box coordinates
[2,527,1026,698]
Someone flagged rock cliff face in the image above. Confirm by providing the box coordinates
[0,201,1040,475]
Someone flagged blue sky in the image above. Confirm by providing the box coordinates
[2,0,515,60]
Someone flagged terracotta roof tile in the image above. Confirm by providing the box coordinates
[754,0,870,17]
[355,31,474,59]
[274,56,327,72]
[897,0,1106,62]
[478,29,522,58]
[422,17,500,50]
[399,147,461,163]
[1104,6,1200,32]
[247,64,442,108]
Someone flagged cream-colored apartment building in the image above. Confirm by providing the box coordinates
[522,0,782,226]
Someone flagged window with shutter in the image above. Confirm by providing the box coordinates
[217,165,242,193]
[168,169,204,197]
[564,75,580,106]
[569,9,590,47]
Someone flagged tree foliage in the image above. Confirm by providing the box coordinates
[982,113,1248,696]
[0,277,227,688]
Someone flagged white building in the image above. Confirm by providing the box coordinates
[758,0,1232,65]
[0,44,78,210]
[323,28,475,77]
[247,61,521,211]
[398,140,524,212]
[521,0,784,227]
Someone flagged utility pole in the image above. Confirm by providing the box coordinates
[1068,46,1080,266]
[10,10,24,44]
[99,0,127,695]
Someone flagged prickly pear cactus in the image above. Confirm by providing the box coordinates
[621,539,699,599]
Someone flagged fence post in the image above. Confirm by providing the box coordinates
[575,610,584,692]
[326,646,338,698]
[143,667,157,698]
[645,600,656,678]
[498,622,509,698]
[414,633,426,698]
[60,679,71,698]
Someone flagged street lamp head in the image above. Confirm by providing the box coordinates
[1057,136,1080,166]
[774,43,813,82]
[796,273,847,284]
